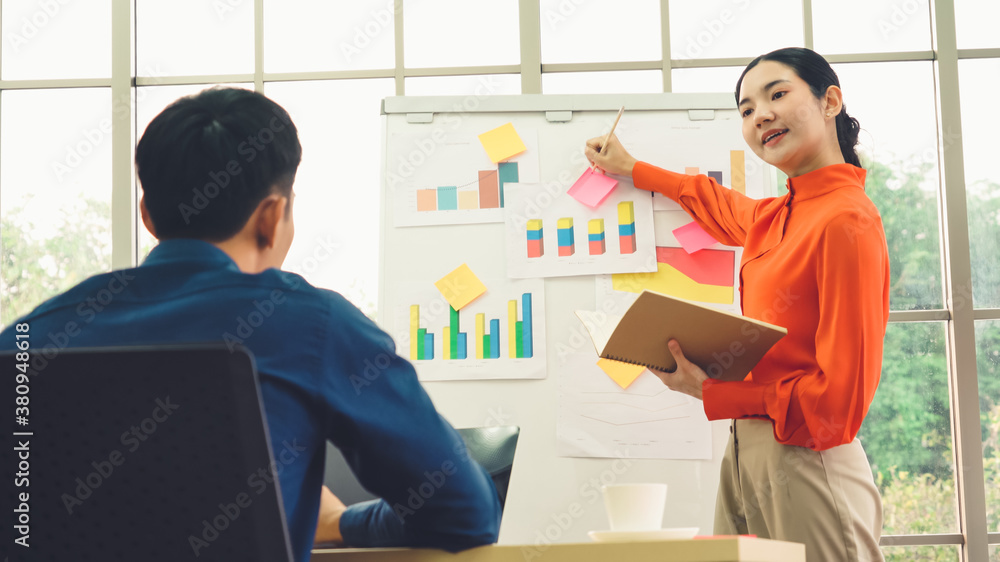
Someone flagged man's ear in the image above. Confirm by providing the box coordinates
[253,194,288,249]
[139,196,158,239]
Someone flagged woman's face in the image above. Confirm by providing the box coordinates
[738,60,842,177]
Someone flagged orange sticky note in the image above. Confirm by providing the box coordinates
[478,123,527,163]
[434,264,487,310]
[597,358,646,389]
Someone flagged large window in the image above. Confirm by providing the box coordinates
[1,2,996,559]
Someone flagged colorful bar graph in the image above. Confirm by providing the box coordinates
[437,186,458,210]
[618,201,636,254]
[498,162,519,208]
[558,217,575,257]
[731,150,746,194]
[415,162,521,213]
[475,313,485,359]
[707,171,723,184]
[588,218,606,256]
[408,291,535,363]
[479,170,500,209]
[489,319,500,359]
[685,167,700,176]
[527,219,544,258]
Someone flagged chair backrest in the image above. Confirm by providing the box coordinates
[323,425,520,513]
[0,344,293,562]
[455,426,520,511]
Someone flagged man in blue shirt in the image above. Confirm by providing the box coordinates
[0,87,500,561]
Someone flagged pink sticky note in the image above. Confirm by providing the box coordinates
[567,169,619,208]
[673,221,717,254]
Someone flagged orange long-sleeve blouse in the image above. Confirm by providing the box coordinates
[633,161,890,451]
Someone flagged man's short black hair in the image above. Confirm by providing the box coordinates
[136,87,302,241]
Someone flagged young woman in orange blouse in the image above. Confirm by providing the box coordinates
[586,48,889,562]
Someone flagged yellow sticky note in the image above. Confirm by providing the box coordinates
[478,123,527,163]
[597,358,646,390]
[434,264,487,311]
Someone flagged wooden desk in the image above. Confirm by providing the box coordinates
[312,537,804,562]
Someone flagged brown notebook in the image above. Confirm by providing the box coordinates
[577,290,787,382]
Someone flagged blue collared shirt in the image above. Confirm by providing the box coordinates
[0,239,500,561]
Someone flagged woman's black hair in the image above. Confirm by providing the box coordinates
[735,47,862,168]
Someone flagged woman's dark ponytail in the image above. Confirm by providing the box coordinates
[736,47,863,169]
[834,109,861,167]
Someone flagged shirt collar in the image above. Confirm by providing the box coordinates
[785,163,867,201]
[141,239,242,273]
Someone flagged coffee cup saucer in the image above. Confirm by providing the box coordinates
[588,527,699,542]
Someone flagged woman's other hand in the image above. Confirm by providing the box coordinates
[650,339,710,400]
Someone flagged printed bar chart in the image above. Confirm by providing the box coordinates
[588,218,606,256]
[558,217,575,256]
[707,171,723,183]
[527,219,544,258]
[414,163,522,213]
[409,293,535,361]
[618,201,636,254]
[397,276,544,380]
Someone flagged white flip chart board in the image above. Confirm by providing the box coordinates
[378,93,777,544]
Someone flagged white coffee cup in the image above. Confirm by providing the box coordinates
[602,483,667,531]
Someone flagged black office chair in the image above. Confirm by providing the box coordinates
[456,425,520,511]
[0,344,293,562]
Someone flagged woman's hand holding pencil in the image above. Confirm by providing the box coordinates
[586,107,637,178]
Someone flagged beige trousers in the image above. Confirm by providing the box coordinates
[715,419,884,562]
